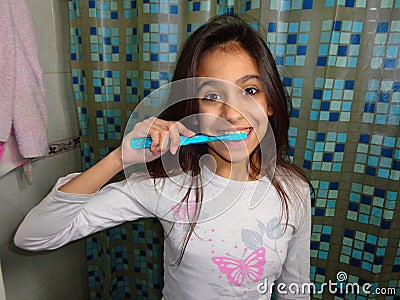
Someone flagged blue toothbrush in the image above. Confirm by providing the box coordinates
[130,132,247,149]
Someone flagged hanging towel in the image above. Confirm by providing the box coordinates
[0,0,48,158]
[0,132,29,180]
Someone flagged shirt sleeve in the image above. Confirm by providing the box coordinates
[275,185,312,299]
[14,173,155,251]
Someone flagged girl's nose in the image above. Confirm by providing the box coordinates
[221,102,244,123]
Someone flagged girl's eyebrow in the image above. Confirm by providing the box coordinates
[236,74,261,85]
[196,80,223,92]
[197,75,261,92]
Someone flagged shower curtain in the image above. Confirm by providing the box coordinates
[68,0,399,299]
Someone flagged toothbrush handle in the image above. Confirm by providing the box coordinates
[130,135,210,149]
[130,133,246,149]
[130,137,153,149]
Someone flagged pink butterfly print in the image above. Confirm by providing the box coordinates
[171,200,196,221]
[212,248,266,286]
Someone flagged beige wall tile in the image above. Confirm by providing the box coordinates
[26,0,58,74]
[60,74,79,138]
[0,171,23,250]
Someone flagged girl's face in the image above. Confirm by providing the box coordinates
[196,45,273,169]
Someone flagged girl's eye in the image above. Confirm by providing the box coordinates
[202,93,222,101]
[242,87,259,96]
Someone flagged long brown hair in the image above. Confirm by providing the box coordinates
[144,14,312,264]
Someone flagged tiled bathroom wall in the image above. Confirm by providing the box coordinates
[0,0,87,299]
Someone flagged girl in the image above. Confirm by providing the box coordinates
[15,14,312,299]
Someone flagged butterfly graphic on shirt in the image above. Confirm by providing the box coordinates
[212,247,266,286]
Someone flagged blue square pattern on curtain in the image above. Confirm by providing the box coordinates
[67,0,399,298]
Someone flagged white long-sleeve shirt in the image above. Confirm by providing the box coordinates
[15,166,311,299]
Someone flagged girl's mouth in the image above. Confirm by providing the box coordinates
[215,127,253,142]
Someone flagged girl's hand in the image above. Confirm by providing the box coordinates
[120,117,195,166]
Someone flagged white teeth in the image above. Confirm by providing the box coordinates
[221,128,251,135]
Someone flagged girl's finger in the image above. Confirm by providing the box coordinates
[159,130,170,152]
[167,121,195,155]
[148,129,161,152]
[173,121,196,137]
[139,118,195,155]
[132,121,152,138]
[167,123,181,155]
[142,118,168,152]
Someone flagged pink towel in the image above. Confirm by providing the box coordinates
[0,143,5,161]
[0,0,48,158]
[0,133,29,179]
